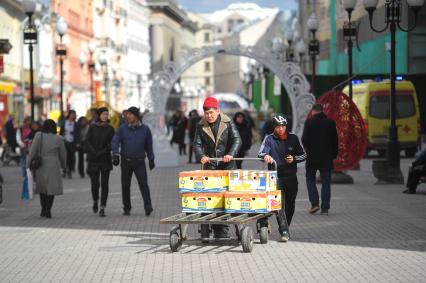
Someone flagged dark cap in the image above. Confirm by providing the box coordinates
[271,114,288,128]
[97,107,108,116]
[127,106,140,118]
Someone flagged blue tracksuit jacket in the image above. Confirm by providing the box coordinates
[258,133,306,176]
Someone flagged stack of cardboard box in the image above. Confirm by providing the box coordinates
[179,170,228,213]
[178,170,281,213]
[224,170,281,213]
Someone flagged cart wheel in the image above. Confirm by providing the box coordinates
[259,226,268,244]
[170,232,182,252]
[241,226,254,253]
[200,224,210,243]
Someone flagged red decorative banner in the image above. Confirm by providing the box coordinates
[308,90,368,171]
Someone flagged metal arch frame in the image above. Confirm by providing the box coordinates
[144,44,316,138]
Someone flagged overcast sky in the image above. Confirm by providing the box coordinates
[178,0,298,13]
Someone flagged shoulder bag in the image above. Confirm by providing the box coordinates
[29,133,43,171]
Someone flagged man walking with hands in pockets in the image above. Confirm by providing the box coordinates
[302,103,338,215]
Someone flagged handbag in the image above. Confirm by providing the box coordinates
[29,133,43,171]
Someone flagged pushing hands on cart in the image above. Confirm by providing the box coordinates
[263,154,294,164]
[200,155,234,164]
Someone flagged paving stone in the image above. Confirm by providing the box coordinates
[0,148,425,282]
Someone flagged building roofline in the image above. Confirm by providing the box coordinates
[146,0,187,23]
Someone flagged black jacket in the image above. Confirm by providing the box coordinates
[193,113,242,170]
[235,122,252,153]
[188,116,201,142]
[302,112,338,170]
[85,122,115,172]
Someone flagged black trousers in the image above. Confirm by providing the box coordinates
[235,151,246,169]
[179,142,186,155]
[90,170,110,207]
[276,174,298,233]
[121,158,152,213]
[188,143,194,163]
[39,194,54,211]
[64,142,76,174]
[406,165,426,192]
[77,148,85,177]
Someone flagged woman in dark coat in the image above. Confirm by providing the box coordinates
[233,112,252,169]
[169,110,188,155]
[27,119,66,218]
[85,107,115,217]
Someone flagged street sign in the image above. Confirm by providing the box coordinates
[0,56,3,74]
[0,39,13,54]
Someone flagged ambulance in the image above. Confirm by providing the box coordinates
[343,78,421,157]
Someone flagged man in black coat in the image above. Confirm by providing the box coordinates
[193,97,242,238]
[302,104,338,215]
[193,97,242,171]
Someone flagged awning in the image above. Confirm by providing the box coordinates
[0,81,15,95]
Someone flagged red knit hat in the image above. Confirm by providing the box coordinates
[203,96,219,109]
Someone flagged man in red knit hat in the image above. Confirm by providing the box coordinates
[193,96,242,239]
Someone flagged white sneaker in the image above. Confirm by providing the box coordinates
[280,231,290,242]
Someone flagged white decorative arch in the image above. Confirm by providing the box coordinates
[144,45,315,167]
[144,44,315,139]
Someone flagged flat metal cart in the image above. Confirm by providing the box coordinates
[160,211,274,253]
[160,158,278,253]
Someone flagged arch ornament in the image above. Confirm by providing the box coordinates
[145,44,315,138]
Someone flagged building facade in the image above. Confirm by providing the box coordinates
[147,0,197,112]
[51,0,94,117]
[0,0,56,123]
[202,3,279,96]
[124,0,151,110]
[0,0,26,125]
[297,0,426,77]
[297,0,426,129]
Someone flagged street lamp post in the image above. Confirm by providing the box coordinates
[343,0,358,100]
[307,13,319,97]
[99,52,109,103]
[285,31,294,62]
[56,17,67,119]
[295,40,306,71]
[80,42,97,106]
[362,0,425,183]
[22,0,37,121]
[88,42,96,105]
[137,74,142,108]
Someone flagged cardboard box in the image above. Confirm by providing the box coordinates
[178,170,229,192]
[267,190,282,211]
[224,191,281,213]
[228,170,277,192]
[181,192,224,213]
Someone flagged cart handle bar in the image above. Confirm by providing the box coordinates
[205,157,277,171]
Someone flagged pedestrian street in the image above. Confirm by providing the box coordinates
[0,148,425,282]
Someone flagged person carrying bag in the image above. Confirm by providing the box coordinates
[27,120,67,218]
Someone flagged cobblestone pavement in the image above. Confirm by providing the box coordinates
[0,148,425,282]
